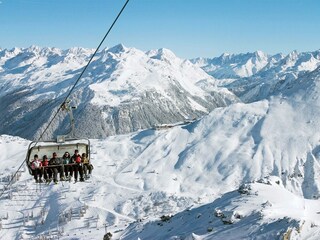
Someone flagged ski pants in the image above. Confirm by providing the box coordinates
[83,164,93,175]
[32,168,43,181]
[73,164,84,180]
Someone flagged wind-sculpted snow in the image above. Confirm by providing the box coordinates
[0,45,238,140]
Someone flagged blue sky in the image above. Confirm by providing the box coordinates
[0,0,319,58]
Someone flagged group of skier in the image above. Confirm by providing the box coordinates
[30,149,93,184]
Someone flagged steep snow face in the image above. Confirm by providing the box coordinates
[0,45,238,140]
[192,50,320,102]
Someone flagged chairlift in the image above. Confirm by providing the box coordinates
[26,137,91,176]
[25,101,92,179]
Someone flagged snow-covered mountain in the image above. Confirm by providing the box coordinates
[192,50,320,102]
[0,45,238,140]
[192,51,270,79]
[1,64,320,239]
[124,178,320,240]
[2,45,320,239]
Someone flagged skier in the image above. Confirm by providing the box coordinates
[49,152,63,184]
[81,153,93,178]
[62,151,72,180]
[31,154,43,183]
[41,155,51,182]
[71,149,84,182]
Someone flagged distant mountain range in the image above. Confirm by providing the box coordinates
[1,45,320,140]
[192,49,320,102]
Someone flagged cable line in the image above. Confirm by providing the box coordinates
[63,0,130,103]
[0,0,130,199]
[40,0,130,144]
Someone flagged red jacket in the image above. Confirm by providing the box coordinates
[42,160,49,167]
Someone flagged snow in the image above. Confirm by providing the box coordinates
[192,50,320,81]
[123,177,320,240]
[89,46,211,107]
[0,45,226,107]
[187,97,208,113]
[1,46,320,239]
[192,49,320,103]
[191,50,270,79]
[1,74,320,238]
[0,45,237,139]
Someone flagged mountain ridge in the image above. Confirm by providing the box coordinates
[192,49,320,102]
[0,44,238,140]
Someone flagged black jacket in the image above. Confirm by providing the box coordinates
[49,157,61,165]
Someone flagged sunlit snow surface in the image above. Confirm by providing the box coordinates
[1,84,320,239]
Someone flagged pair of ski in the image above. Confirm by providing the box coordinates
[45,176,69,185]
[45,179,58,185]
[44,176,90,184]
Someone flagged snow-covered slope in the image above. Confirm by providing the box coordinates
[0,45,238,140]
[192,51,270,79]
[123,177,320,240]
[192,50,320,102]
[1,66,320,239]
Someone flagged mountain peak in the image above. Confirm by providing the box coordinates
[107,43,128,54]
[64,47,93,57]
[219,52,231,60]
[26,45,41,52]
[67,46,88,53]
[254,50,267,58]
[287,50,299,59]
[221,52,230,57]
[146,48,177,61]
[10,47,22,55]
[158,47,175,56]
